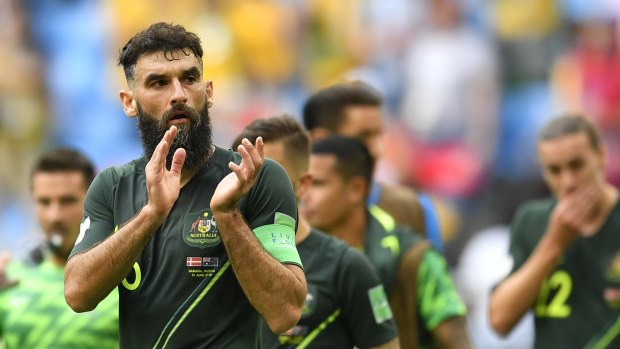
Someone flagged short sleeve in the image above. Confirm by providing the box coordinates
[337,247,398,348]
[241,159,301,268]
[417,249,467,330]
[69,169,117,258]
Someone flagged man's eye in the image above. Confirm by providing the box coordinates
[37,199,50,206]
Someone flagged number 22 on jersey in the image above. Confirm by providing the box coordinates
[535,270,573,318]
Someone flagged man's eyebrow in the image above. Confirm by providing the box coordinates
[143,73,167,85]
[181,66,201,78]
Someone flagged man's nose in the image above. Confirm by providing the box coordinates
[559,171,577,195]
[45,202,63,223]
[170,79,187,105]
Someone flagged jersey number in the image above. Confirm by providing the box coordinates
[114,225,142,290]
[535,270,572,318]
[122,262,142,290]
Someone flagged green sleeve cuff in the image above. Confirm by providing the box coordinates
[253,224,303,269]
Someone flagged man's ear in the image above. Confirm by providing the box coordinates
[295,173,312,201]
[206,80,214,108]
[347,176,368,205]
[119,90,138,117]
[309,127,331,141]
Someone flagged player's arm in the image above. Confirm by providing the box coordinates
[489,190,597,335]
[417,249,472,349]
[212,210,305,333]
[65,126,185,312]
[211,138,306,334]
[65,205,165,312]
[487,232,563,335]
[431,317,471,349]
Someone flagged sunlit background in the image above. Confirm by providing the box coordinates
[1,0,619,347]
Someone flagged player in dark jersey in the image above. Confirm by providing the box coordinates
[302,81,452,252]
[0,148,118,348]
[233,115,400,349]
[64,22,306,348]
[304,136,472,348]
[489,115,620,348]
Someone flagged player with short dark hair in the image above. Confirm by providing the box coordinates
[234,115,400,349]
[0,148,118,348]
[302,81,445,252]
[304,135,472,348]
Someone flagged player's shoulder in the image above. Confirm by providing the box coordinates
[98,158,145,181]
[376,182,426,233]
[255,158,291,187]
[262,157,287,174]
[321,232,380,279]
[88,158,145,193]
[514,197,555,220]
[309,229,349,254]
[394,223,427,245]
[310,229,366,263]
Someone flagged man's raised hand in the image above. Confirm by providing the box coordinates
[211,137,264,213]
[144,126,187,217]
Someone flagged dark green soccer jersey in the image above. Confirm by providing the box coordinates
[509,198,620,349]
[0,259,118,349]
[366,208,466,348]
[262,229,397,349]
[69,147,300,349]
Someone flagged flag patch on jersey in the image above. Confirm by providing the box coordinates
[202,257,219,267]
[187,257,219,267]
[187,257,202,267]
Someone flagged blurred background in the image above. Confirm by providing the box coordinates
[1,0,619,347]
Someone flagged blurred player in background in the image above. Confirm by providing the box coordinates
[490,115,620,348]
[0,148,118,348]
[234,115,400,349]
[304,135,472,348]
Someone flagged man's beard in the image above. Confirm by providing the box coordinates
[137,102,213,171]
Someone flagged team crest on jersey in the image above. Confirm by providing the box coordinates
[183,209,220,248]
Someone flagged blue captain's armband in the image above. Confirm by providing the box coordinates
[253,213,302,268]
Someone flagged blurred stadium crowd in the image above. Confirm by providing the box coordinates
[0,0,619,347]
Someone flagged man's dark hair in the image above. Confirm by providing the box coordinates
[303,81,383,132]
[118,22,203,82]
[311,135,374,185]
[30,148,96,189]
[232,115,310,173]
[538,114,602,150]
